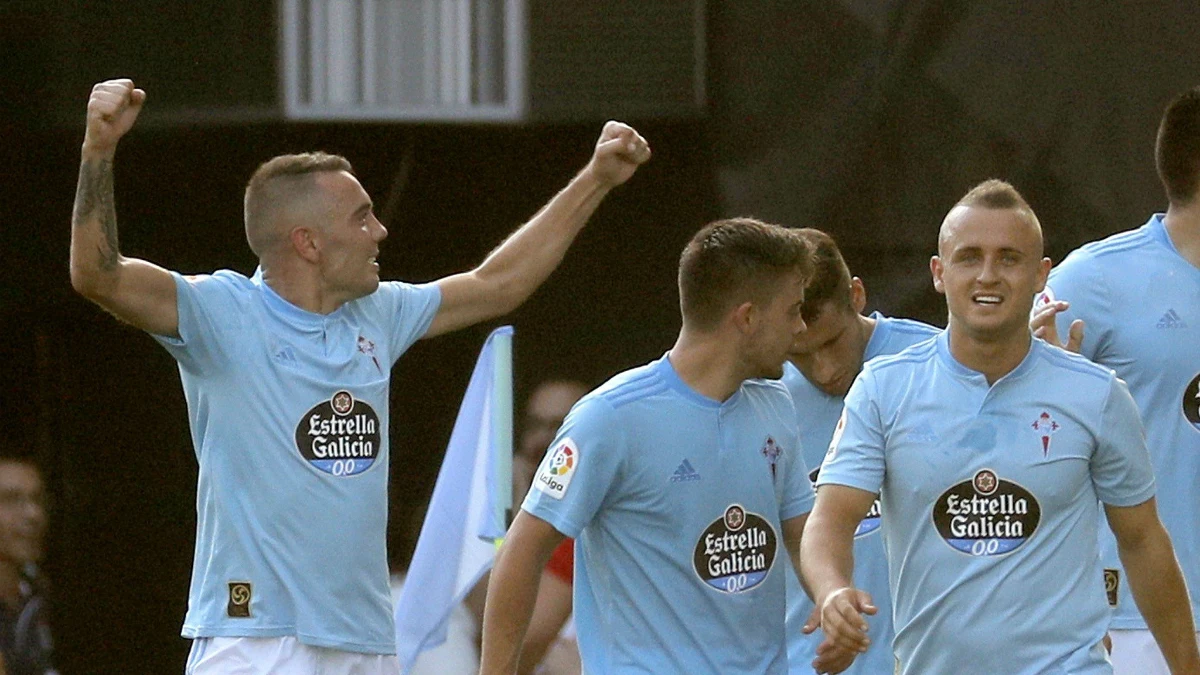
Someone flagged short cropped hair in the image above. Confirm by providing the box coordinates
[941,179,1043,256]
[678,218,814,330]
[794,228,853,324]
[1156,86,1200,205]
[243,152,354,255]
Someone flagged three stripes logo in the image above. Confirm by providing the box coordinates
[1157,309,1186,329]
[670,459,702,483]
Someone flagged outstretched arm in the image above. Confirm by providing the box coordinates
[800,484,879,657]
[1105,498,1200,673]
[481,510,567,675]
[425,121,650,338]
[70,79,179,337]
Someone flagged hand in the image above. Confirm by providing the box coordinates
[813,636,859,674]
[585,121,651,187]
[803,603,861,674]
[83,79,146,156]
[1030,299,1085,353]
[819,587,876,654]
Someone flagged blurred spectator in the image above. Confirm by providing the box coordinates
[391,378,588,674]
[0,450,54,675]
[513,381,589,504]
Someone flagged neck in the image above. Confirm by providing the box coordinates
[1163,203,1200,268]
[946,323,1032,385]
[858,312,878,346]
[261,262,344,315]
[668,327,750,402]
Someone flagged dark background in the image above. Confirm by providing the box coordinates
[2,1,1198,672]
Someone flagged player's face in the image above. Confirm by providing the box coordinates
[519,382,586,462]
[0,462,46,570]
[746,271,808,380]
[788,300,868,397]
[931,206,1050,345]
[314,171,388,302]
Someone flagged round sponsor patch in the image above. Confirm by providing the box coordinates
[693,504,777,593]
[294,390,381,476]
[1183,373,1200,432]
[932,468,1041,556]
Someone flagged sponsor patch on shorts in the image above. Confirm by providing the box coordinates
[534,438,578,500]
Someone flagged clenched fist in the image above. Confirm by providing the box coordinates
[585,121,651,188]
[83,79,146,157]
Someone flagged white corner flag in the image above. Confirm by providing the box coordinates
[395,326,513,672]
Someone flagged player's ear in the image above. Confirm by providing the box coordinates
[731,300,755,334]
[291,226,321,263]
[930,256,945,294]
[1033,257,1051,293]
[850,277,867,313]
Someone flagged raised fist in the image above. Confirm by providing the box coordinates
[586,121,651,188]
[83,79,146,155]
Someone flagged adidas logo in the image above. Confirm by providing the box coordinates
[909,423,937,443]
[1156,309,1186,329]
[670,459,701,483]
[273,346,299,365]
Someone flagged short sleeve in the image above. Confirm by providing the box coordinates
[1091,376,1156,507]
[371,281,441,364]
[522,396,624,539]
[1044,248,1110,361]
[150,270,247,373]
[815,369,886,495]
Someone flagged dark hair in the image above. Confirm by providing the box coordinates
[794,228,853,324]
[1156,86,1200,205]
[243,152,355,255]
[678,218,814,330]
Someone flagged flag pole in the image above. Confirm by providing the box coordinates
[491,327,514,531]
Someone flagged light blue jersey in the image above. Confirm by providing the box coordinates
[151,269,440,653]
[818,333,1155,675]
[1043,213,1200,630]
[522,355,814,674]
[781,313,939,674]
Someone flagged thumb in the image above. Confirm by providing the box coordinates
[802,605,821,634]
[855,592,878,615]
[130,88,147,109]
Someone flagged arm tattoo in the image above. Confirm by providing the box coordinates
[73,158,120,271]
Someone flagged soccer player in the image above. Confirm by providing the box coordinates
[481,218,844,674]
[800,180,1200,674]
[1035,86,1200,675]
[69,78,650,674]
[781,228,939,674]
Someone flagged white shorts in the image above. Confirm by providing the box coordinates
[1109,629,1200,675]
[185,636,401,675]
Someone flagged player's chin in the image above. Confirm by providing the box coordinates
[759,362,786,380]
